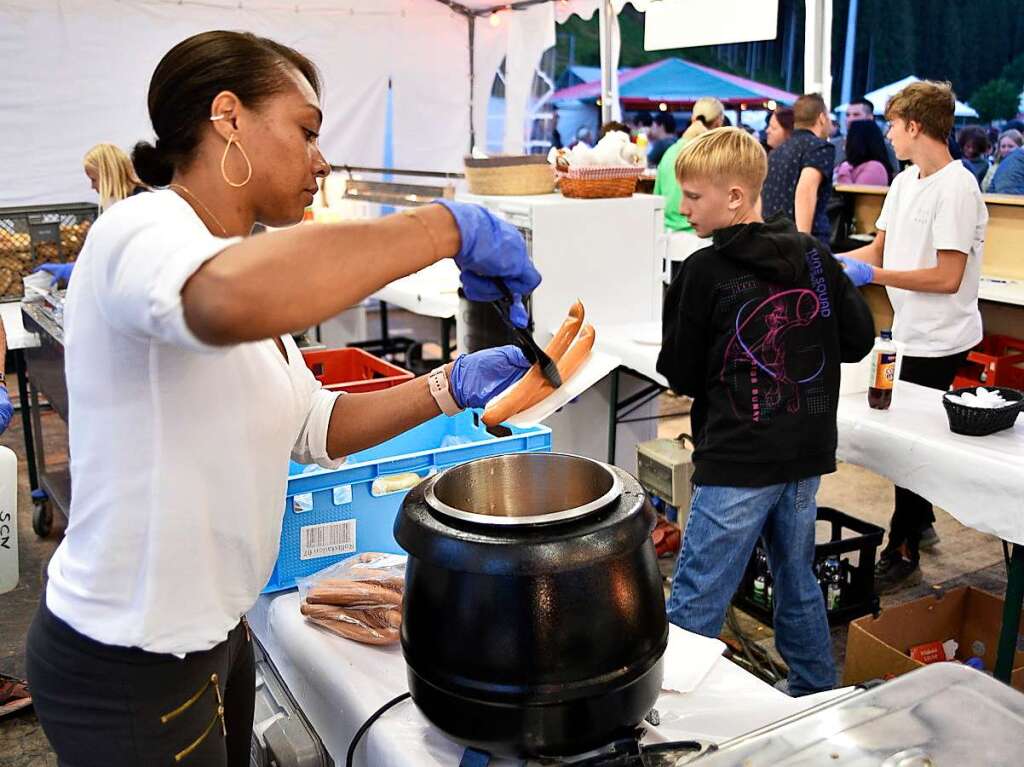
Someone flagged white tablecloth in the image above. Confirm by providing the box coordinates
[593,321,666,387]
[836,381,1024,545]
[373,260,460,319]
[248,592,844,767]
[0,302,40,350]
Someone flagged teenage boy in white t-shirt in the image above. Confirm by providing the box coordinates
[838,80,988,591]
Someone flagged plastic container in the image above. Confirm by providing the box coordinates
[953,334,1024,390]
[300,347,412,394]
[263,411,552,592]
[733,506,884,627]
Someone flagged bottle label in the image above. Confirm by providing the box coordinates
[871,352,896,390]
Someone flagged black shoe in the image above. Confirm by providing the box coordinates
[874,552,922,594]
[919,525,940,550]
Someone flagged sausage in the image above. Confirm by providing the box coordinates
[307,616,399,645]
[517,324,596,412]
[482,301,585,427]
[317,576,405,592]
[306,580,403,607]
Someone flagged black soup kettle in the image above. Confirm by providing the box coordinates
[394,452,668,757]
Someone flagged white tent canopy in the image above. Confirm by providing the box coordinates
[0,0,615,207]
[835,75,979,118]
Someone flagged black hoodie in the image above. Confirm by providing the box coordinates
[657,217,875,487]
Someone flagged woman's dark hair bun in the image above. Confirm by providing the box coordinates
[131,141,174,187]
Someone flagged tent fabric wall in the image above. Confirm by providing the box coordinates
[0,0,466,206]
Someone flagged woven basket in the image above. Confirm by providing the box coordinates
[464,156,555,196]
[942,387,1023,436]
[556,165,644,199]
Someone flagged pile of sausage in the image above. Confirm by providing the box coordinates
[482,301,594,427]
[300,554,404,645]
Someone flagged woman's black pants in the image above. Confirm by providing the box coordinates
[26,599,255,767]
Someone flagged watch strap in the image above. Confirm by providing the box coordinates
[428,366,462,416]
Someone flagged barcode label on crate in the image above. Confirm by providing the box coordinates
[300,520,356,560]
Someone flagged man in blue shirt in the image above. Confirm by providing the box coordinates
[991,146,1024,195]
[762,94,836,244]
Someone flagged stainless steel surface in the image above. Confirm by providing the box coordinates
[424,452,621,527]
[688,664,1024,766]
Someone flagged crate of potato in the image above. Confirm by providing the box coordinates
[0,203,97,299]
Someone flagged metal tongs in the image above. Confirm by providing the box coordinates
[490,279,562,389]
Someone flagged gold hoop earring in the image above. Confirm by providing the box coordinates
[220,134,253,188]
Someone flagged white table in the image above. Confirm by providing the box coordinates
[836,381,1024,682]
[247,592,843,767]
[373,260,461,320]
[591,321,671,464]
[979,276,1024,307]
[0,301,40,350]
[370,260,461,360]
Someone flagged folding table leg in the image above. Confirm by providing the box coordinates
[995,542,1024,683]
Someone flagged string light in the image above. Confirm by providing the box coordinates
[489,11,501,26]
[766,100,778,111]
[658,102,668,112]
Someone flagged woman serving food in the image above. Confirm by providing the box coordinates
[26,30,540,767]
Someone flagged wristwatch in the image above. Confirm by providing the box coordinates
[428,365,462,416]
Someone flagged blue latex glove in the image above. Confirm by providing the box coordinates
[435,199,541,327]
[0,386,11,436]
[34,262,75,285]
[836,255,874,287]
[449,345,532,410]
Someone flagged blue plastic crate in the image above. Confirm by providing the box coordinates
[264,411,551,592]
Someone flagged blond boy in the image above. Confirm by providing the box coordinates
[657,128,874,696]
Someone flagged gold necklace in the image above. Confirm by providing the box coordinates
[169,183,229,237]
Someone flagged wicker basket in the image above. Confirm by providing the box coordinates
[463,156,555,196]
[941,387,1023,436]
[556,165,644,199]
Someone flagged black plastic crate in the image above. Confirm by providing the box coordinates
[733,506,884,627]
[0,202,98,299]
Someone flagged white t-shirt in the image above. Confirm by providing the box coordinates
[875,160,987,357]
[46,190,344,655]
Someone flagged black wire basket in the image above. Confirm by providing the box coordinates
[942,387,1023,437]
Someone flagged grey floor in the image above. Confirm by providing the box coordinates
[0,311,1012,764]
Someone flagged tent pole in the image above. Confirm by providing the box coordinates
[598,0,614,124]
[468,15,476,152]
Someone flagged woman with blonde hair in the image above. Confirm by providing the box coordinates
[83,143,148,211]
[982,129,1023,192]
[654,97,725,279]
[36,144,150,285]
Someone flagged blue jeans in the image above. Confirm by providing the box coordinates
[666,478,835,695]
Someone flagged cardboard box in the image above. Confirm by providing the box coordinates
[843,586,1024,691]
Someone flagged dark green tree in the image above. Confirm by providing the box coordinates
[970,79,1021,123]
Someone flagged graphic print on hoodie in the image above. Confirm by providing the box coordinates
[657,217,875,488]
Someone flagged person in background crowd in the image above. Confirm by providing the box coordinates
[84,143,149,212]
[550,106,563,150]
[832,97,875,165]
[36,143,150,287]
[647,112,678,167]
[762,94,835,244]
[982,129,1023,192]
[765,107,794,150]
[653,97,725,275]
[835,119,894,186]
[598,120,631,140]
[991,144,1024,195]
[837,81,987,590]
[957,126,991,188]
[571,126,595,149]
